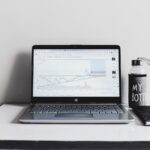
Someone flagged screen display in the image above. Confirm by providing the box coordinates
[33,49,120,97]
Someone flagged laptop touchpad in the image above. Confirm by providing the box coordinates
[55,113,93,118]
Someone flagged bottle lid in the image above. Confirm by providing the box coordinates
[132,59,141,66]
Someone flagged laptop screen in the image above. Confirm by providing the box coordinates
[33,48,120,98]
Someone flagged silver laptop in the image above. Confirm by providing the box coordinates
[19,45,134,123]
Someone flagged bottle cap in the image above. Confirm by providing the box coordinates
[132,59,141,66]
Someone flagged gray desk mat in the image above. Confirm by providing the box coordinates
[0,141,150,150]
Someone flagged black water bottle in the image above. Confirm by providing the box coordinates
[129,59,147,107]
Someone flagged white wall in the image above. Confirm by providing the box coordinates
[0,0,150,105]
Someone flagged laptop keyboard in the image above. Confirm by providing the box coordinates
[31,104,124,114]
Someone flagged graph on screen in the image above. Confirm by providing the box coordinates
[33,49,119,97]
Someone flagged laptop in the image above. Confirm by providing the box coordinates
[19,45,134,123]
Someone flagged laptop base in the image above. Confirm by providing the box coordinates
[19,104,134,124]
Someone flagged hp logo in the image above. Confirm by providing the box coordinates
[74,98,78,102]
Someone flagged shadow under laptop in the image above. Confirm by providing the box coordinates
[4,52,31,105]
[3,52,31,123]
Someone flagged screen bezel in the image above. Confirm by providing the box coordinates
[31,45,121,104]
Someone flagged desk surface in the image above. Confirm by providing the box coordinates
[0,104,150,141]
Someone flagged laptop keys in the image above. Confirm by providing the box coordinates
[31,104,123,114]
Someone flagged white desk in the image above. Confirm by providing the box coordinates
[0,104,150,141]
